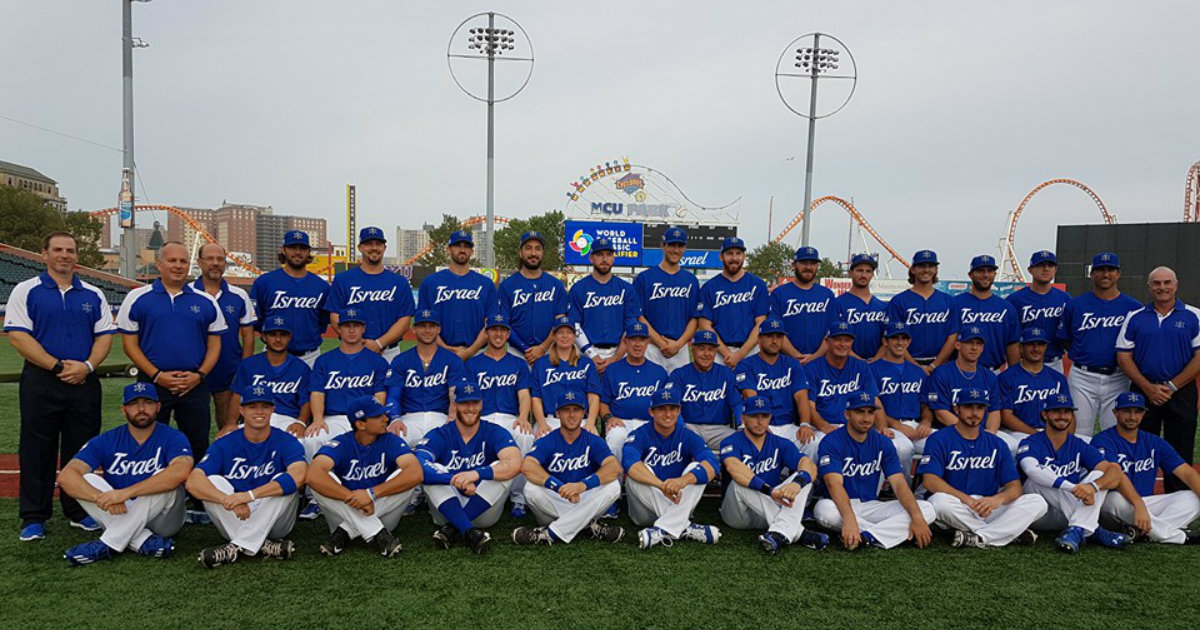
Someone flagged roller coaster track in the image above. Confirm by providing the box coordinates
[772,195,909,269]
[402,216,512,266]
[1185,162,1200,222]
[89,205,264,276]
[998,179,1115,282]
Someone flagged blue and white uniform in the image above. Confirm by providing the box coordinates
[601,357,668,456]
[231,352,311,430]
[804,356,879,426]
[304,347,389,460]
[1093,424,1200,544]
[834,292,889,360]
[886,289,958,362]
[769,282,837,356]
[568,275,642,361]
[192,278,256,394]
[997,363,1069,439]
[313,430,418,539]
[870,359,930,456]
[467,349,534,506]
[530,354,601,428]
[1058,291,1142,436]
[734,353,810,448]
[953,292,1020,371]
[719,430,814,542]
[670,362,744,449]
[1017,427,1109,535]
[922,363,1000,427]
[622,420,719,538]
[1007,286,1070,370]
[417,269,497,349]
[497,272,568,357]
[249,269,330,365]
[386,346,467,447]
[699,273,770,365]
[634,266,701,372]
[524,429,620,542]
[327,267,416,362]
[416,421,520,529]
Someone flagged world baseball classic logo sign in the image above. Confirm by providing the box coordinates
[563,220,644,267]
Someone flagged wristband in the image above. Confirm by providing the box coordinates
[748,476,767,492]
[84,360,95,373]
[367,487,377,502]
[690,466,710,485]
[1165,380,1179,393]
[601,413,614,422]
[545,476,563,491]
[196,369,208,379]
[582,474,601,490]
[273,473,298,496]
[797,471,813,487]
[1089,481,1100,492]
[151,370,162,383]
[476,466,495,481]
[247,490,256,501]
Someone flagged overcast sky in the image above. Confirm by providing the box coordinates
[5,1,1198,276]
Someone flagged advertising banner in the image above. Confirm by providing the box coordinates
[564,220,644,266]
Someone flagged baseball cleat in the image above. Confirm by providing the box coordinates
[1184,531,1200,545]
[320,528,351,557]
[64,540,113,566]
[798,530,830,551]
[509,502,527,519]
[681,523,721,545]
[859,531,883,549]
[1014,529,1038,546]
[260,538,295,560]
[758,531,785,555]
[586,519,625,543]
[601,502,620,519]
[465,528,492,555]
[1055,526,1085,554]
[137,535,175,558]
[187,509,212,526]
[70,516,102,532]
[432,524,460,550]
[298,502,322,521]
[1121,525,1148,543]
[637,527,673,550]
[951,530,987,549]
[372,529,403,558]
[1088,527,1132,549]
[512,526,553,546]
[19,523,45,542]
[198,542,240,569]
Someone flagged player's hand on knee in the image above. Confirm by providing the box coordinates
[513,418,532,434]
[974,497,1001,518]
[774,482,802,507]
[233,504,251,520]
[796,425,815,445]
[463,483,477,496]
[1072,484,1096,505]
[451,470,481,490]
[606,417,626,432]
[345,489,373,511]
[305,420,328,438]
[909,519,932,548]
[560,482,586,503]
[96,489,127,511]
[387,420,407,437]
[286,422,306,438]
[914,423,933,440]
[535,423,552,438]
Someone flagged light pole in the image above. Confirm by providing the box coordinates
[775,32,856,248]
[119,0,151,279]
[448,12,533,268]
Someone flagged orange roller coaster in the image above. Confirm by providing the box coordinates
[998,179,1115,282]
[402,215,511,266]
[772,195,909,269]
[1185,162,1200,222]
[89,205,265,276]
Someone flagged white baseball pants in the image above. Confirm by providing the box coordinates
[425,478,513,529]
[297,349,321,369]
[813,498,937,549]
[526,481,621,543]
[77,473,185,553]
[776,425,823,461]
[719,474,813,543]
[270,413,301,432]
[927,492,1048,546]
[606,419,647,459]
[301,415,352,462]
[1101,490,1200,544]
[899,421,930,458]
[714,344,759,367]
[645,344,690,373]
[626,467,706,538]
[203,475,298,555]
[312,470,415,540]
[1026,471,1106,535]
[484,412,535,506]
[1067,368,1129,437]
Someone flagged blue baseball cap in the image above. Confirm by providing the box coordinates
[240,384,275,406]
[721,236,746,253]
[1020,326,1051,344]
[663,227,688,245]
[414,308,440,325]
[794,246,820,263]
[759,318,787,335]
[1114,391,1147,410]
[552,315,575,333]
[349,396,389,422]
[262,315,291,333]
[283,230,310,248]
[955,388,990,407]
[970,254,998,272]
[1091,252,1120,269]
[485,313,510,330]
[883,321,911,338]
[742,395,772,416]
[123,382,159,404]
[827,321,855,338]
[591,237,615,253]
[449,230,474,247]
[912,249,939,265]
[958,325,985,342]
[555,388,587,412]
[455,379,483,403]
[650,386,681,409]
[845,390,878,410]
[1043,391,1076,411]
[337,308,366,325]
[1029,250,1057,267]
[358,226,386,244]
[693,330,719,346]
[625,321,650,338]
[520,230,545,247]
[850,253,878,270]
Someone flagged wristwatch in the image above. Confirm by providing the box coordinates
[51,360,65,375]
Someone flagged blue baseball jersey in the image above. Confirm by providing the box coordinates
[417,269,497,347]
[387,347,466,414]
[997,364,1068,430]
[568,275,642,347]
[197,428,305,493]
[192,279,257,392]
[1092,428,1188,497]
[922,363,1000,418]
[316,432,414,491]
[1057,292,1142,369]
[870,359,926,421]
[954,293,1021,369]
[1016,431,1105,485]
[116,280,226,371]
[698,273,770,345]
[634,266,702,340]
[326,267,416,345]
[416,421,518,474]
[917,428,1018,496]
[3,272,117,362]
[74,423,192,490]
[600,358,668,422]
[734,354,809,426]
[1007,286,1070,362]
[528,429,614,483]
[465,352,531,416]
[230,352,312,418]
[804,356,880,424]
[833,292,889,359]
[1116,300,1200,382]
[886,289,959,360]
[816,427,903,501]
[622,421,718,479]
[497,272,568,352]
[769,282,837,355]
[719,430,807,487]
[249,269,330,353]
[530,355,601,411]
[669,363,744,426]
[310,348,389,416]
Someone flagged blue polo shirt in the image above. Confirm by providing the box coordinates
[497,272,568,352]
[4,272,117,361]
[74,422,193,490]
[886,289,959,360]
[698,272,770,346]
[249,269,330,354]
[117,280,226,371]
[1116,300,1200,382]
[192,278,257,392]
[600,358,668,422]
[834,292,889,359]
[326,267,416,347]
[417,269,497,348]
[769,281,837,355]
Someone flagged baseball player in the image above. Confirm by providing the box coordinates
[870,321,933,458]
[669,329,744,450]
[1017,392,1131,552]
[416,381,522,554]
[918,388,1048,548]
[497,230,568,364]
[733,318,812,453]
[56,383,192,565]
[416,230,497,361]
[1093,392,1200,544]
[623,387,722,549]
[952,255,1021,371]
[248,230,330,367]
[227,316,312,435]
[385,309,467,450]
[186,387,307,568]
[326,226,416,363]
[769,246,837,362]
[600,322,668,460]
[530,316,601,436]
[834,253,889,360]
[305,396,423,558]
[194,242,257,436]
[633,227,701,373]
[1058,252,1141,436]
[512,388,625,545]
[466,313,534,516]
[1006,250,1070,372]
[567,236,643,372]
[922,326,1002,441]
[814,391,935,550]
[885,249,958,370]
[698,236,769,369]
[997,327,1069,449]
[720,396,829,555]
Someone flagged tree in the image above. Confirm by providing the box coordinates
[0,187,105,268]
[63,212,105,269]
[416,214,462,267]
[745,241,793,284]
[494,210,565,272]
[818,257,842,279]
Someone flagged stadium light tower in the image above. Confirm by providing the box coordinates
[119,0,152,279]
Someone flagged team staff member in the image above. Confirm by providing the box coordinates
[633,227,700,373]
[953,255,1020,371]
[227,316,312,435]
[885,249,958,370]
[6,231,116,541]
[769,246,836,362]
[1058,252,1141,437]
[1115,266,1200,492]
[326,227,416,363]
[497,231,567,364]
[195,242,257,435]
[833,253,889,360]
[417,230,497,361]
[670,330,744,450]
[699,237,769,368]
[249,230,330,367]
[568,237,642,372]
[1006,250,1070,372]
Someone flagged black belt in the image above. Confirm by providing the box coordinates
[1074,364,1117,376]
[913,358,936,366]
[288,348,319,356]
[725,341,747,347]
[592,344,618,350]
